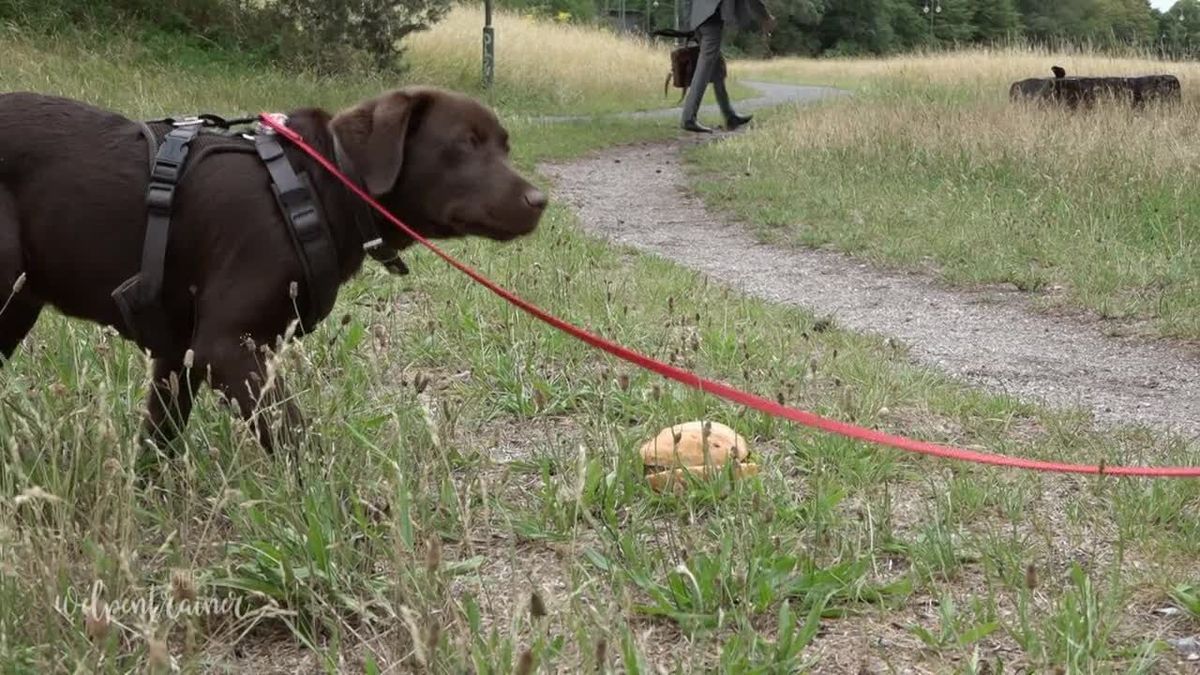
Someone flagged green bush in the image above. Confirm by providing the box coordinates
[270,0,452,74]
[0,0,452,74]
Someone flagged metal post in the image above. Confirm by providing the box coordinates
[483,0,495,89]
[922,1,940,44]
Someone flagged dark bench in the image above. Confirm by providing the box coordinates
[1009,67,1181,109]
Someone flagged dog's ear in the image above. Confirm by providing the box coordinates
[330,90,418,196]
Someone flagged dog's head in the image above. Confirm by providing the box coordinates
[330,87,546,246]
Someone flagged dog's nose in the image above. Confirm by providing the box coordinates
[524,188,548,211]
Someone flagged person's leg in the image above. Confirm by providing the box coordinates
[710,53,753,130]
[680,15,724,132]
[713,73,752,130]
[710,45,737,121]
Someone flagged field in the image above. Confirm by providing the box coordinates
[699,51,1200,339]
[2,10,1200,675]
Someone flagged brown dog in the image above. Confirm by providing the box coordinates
[0,87,547,451]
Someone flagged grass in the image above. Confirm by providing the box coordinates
[700,48,1200,340]
[2,26,1200,675]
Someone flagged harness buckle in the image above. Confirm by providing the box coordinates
[146,182,174,214]
[171,116,206,127]
[276,185,308,209]
[150,160,181,184]
[289,205,323,243]
[362,238,383,251]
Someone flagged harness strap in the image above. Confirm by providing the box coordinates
[254,132,340,332]
[142,127,198,301]
[113,114,407,350]
[111,125,200,353]
[136,121,157,169]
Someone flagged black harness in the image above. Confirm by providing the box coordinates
[111,114,406,355]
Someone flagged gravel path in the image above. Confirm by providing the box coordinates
[541,137,1200,442]
[533,80,846,124]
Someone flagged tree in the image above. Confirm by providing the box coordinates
[928,0,976,45]
[1017,0,1093,44]
[1098,0,1157,45]
[972,0,1021,42]
[818,0,899,54]
[1159,0,1200,57]
[749,0,824,56]
[888,0,927,50]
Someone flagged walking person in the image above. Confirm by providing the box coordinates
[680,0,775,133]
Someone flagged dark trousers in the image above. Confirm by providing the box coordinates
[680,13,737,124]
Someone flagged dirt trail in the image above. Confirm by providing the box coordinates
[541,132,1200,442]
[533,80,846,123]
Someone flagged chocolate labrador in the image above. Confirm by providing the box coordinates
[0,86,547,452]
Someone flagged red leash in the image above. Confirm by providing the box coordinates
[258,113,1200,478]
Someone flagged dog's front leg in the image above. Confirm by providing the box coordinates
[142,353,201,450]
[194,335,302,454]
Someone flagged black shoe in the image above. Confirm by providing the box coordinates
[682,120,714,133]
[725,114,753,131]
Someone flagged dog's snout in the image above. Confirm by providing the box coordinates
[524,188,548,211]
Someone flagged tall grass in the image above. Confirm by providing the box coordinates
[407,5,674,114]
[701,48,1200,337]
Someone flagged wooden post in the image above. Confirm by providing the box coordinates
[483,0,495,89]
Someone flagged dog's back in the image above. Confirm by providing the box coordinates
[0,92,162,324]
[0,92,135,178]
